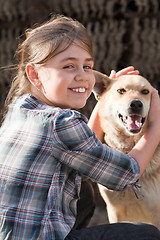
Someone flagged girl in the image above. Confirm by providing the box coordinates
[0,15,160,240]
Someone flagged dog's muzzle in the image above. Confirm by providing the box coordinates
[118,100,146,134]
[119,114,146,133]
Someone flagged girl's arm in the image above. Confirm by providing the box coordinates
[129,88,160,176]
[88,101,104,142]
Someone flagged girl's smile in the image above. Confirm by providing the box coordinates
[70,87,86,93]
[26,42,95,109]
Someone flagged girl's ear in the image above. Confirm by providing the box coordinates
[26,63,41,88]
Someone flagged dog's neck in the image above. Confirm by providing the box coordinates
[103,130,143,154]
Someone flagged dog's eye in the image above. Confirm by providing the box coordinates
[117,88,126,94]
[141,89,149,95]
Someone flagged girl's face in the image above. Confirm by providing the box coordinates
[29,42,95,109]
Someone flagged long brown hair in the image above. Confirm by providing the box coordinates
[4,14,93,115]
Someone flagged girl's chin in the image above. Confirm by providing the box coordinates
[59,99,87,109]
[72,102,86,109]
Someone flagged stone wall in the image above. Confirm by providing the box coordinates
[0,0,160,118]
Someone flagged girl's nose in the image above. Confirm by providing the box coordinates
[75,68,88,81]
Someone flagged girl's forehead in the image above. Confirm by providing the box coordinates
[42,43,94,68]
[59,40,93,57]
[57,42,93,59]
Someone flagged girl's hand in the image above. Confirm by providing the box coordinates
[148,88,160,129]
[109,66,139,79]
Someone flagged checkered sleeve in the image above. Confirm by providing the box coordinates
[52,110,140,191]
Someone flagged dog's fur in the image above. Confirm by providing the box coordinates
[93,71,160,228]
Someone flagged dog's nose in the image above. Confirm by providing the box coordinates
[130,100,143,110]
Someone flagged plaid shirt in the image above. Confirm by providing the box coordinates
[0,94,140,240]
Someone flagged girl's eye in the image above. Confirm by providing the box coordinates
[141,89,149,95]
[63,65,74,69]
[83,65,92,69]
[117,88,126,94]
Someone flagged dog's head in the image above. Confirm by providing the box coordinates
[93,70,153,136]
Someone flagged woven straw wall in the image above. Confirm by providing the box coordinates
[0,0,160,118]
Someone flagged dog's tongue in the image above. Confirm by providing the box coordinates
[126,115,141,130]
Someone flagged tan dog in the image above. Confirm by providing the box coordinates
[93,71,160,228]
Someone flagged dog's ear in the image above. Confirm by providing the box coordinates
[93,70,111,100]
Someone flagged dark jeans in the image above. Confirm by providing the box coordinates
[68,180,160,240]
[65,222,160,240]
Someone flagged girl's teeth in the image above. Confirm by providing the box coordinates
[73,88,85,93]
